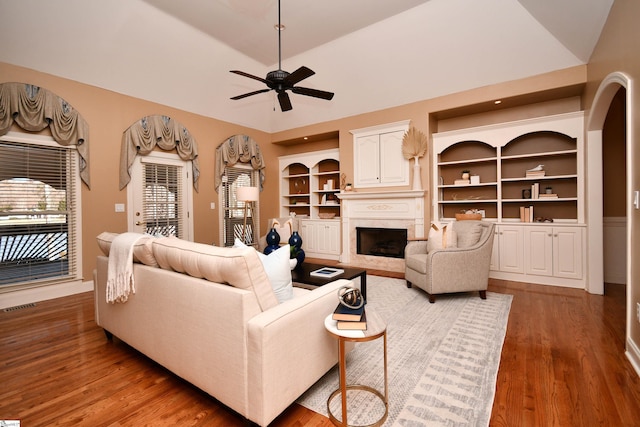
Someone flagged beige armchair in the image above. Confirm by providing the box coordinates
[404,220,495,303]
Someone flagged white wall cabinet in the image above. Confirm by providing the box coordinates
[299,219,340,260]
[525,226,583,279]
[493,225,524,274]
[351,120,410,188]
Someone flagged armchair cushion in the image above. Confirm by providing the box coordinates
[454,221,483,248]
[427,222,457,252]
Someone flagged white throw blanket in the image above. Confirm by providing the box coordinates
[106,232,145,303]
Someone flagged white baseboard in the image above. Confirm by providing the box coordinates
[0,280,93,310]
[626,337,640,378]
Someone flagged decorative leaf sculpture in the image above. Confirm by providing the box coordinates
[402,126,428,160]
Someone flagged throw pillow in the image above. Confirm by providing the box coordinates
[234,239,294,303]
[455,222,483,248]
[427,222,457,252]
[271,218,293,243]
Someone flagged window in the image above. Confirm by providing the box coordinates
[128,152,192,239]
[0,133,82,289]
[219,165,260,247]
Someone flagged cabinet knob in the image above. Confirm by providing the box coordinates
[548,233,552,237]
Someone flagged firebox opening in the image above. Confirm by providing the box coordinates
[356,227,407,259]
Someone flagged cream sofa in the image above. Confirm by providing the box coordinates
[94,233,351,426]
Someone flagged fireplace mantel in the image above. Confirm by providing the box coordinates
[337,190,425,201]
[337,190,425,269]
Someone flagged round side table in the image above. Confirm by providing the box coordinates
[324,308,388,427]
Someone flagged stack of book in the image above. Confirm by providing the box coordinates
[454,179,470,185]
[332,303,367,330]
[539,193,558,199]
[526,168,546,178]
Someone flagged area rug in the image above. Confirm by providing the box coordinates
[296,275,512,426]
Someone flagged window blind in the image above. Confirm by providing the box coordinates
[142,162,184,238]
[0,140,78,287]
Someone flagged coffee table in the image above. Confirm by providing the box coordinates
[291,262,367,301]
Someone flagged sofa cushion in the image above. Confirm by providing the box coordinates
[96,231,158,267]
[152,237,278,311]
[427,222,457,252]
[453,221,484,248]
[405,253,428,274]
[234,239,294,303]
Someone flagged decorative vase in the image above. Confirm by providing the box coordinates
[288,231,302,249]
[295,248,305,264]
[264,244,279,255]
[412,156,422,191]
[265,227,280,246]
[462,171,470,180]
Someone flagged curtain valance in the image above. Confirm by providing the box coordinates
[0,82,90,188]
[120,115,200,191]
[215,134,265,192]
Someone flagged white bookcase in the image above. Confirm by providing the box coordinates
[279,149,341,260]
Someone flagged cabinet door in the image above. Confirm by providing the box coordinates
[354,135,380,186]
[498,225,523,273]
[300,221,317,252]
[553,227,583,279]
[379,130,407,185]
[316,221,340,255]
[490,228,500,271]
[525,227,553,276]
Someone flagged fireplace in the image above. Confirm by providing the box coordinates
[337,190,425,272]
[357,227,407,258]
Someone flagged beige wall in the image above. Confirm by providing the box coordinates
[0,61,589,284]
[603,88,627,217]
[584,0,640,356]
[0,62,279,280]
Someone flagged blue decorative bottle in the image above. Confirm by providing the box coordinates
[288,231,302,249]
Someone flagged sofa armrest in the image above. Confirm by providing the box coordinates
[405,239,428,256]
[246,278,352,426]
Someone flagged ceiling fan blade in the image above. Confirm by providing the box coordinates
[278,92,292,111]
[230,88,271,100]
[284,66,315,86]
[230,70,269,84]
[291,86,335,100]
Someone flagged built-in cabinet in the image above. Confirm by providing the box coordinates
[279,149,341,260]
[434,112,586,288]
[300,220,341,258]
[351,120,410,188]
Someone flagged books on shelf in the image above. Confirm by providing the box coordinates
[310,267,344,278]
[531,182,540,199]
[526,170,546,178]
[520,205,534,222]
[332,303,364,322]
[336,307,367,330]
[454,179,470,185]
[539,193,558,199]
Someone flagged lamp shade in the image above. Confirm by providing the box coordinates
[237,186,259,202]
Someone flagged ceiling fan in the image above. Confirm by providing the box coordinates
[229,0,334,112]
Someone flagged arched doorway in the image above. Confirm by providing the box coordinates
[587,72,632,342]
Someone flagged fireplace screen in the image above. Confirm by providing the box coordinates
[356,227,408,259]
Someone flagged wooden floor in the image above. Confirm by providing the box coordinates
[2,267,640,426]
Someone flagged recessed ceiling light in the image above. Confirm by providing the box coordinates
[494,100,502,105]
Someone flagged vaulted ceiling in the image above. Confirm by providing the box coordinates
[0,0,613,133]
